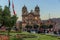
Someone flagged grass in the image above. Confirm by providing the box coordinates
[0,32,60,40]
[24,33,59,40]
[11,32,60,40]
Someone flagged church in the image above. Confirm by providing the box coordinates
[22,5,41,28]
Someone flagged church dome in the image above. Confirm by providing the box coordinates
[35,5,39,9]
[22,5,27,9]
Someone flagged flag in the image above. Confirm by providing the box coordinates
[13,9,16,15]
[8,0,10,8]
[12,0,16,15]
[12,0,14,9]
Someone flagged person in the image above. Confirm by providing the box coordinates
[40,23,47,33]
[53,23,59,35]
[38,23,44,33]
[31,28,36,34]
[38,27,44,33]
[12,27,18,31]
[27,28,31,33]
[48,24,53,32]
[54,31,57,34]
[33,24,39,33]
[58,30,60,35]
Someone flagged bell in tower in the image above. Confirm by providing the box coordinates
[22,5,28,15]
[34,5,40,15]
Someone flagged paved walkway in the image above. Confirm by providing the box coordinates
[45,32,60,37]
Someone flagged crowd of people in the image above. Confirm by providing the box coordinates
[24,23,53,34]
[24,23,60,35]
[0,21,60,35]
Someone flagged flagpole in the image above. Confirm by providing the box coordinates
[8,0,10,9]
[12,0,16,15]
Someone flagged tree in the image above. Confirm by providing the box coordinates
[1,6,18,40]
[0,6,3,27]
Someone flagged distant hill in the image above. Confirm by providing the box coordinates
[42,18,60,23]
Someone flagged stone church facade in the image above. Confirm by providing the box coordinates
[22,5,41,28]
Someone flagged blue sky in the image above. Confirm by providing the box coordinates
[0,0,60,21]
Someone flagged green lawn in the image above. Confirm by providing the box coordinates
[24,34,59,40]
[0,32,60,40]
[23,32,59,40]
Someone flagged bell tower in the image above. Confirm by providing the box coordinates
[34,5,41,25]
[22,5,28,15]
[34,5,40,15]
[22,5,28,23]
